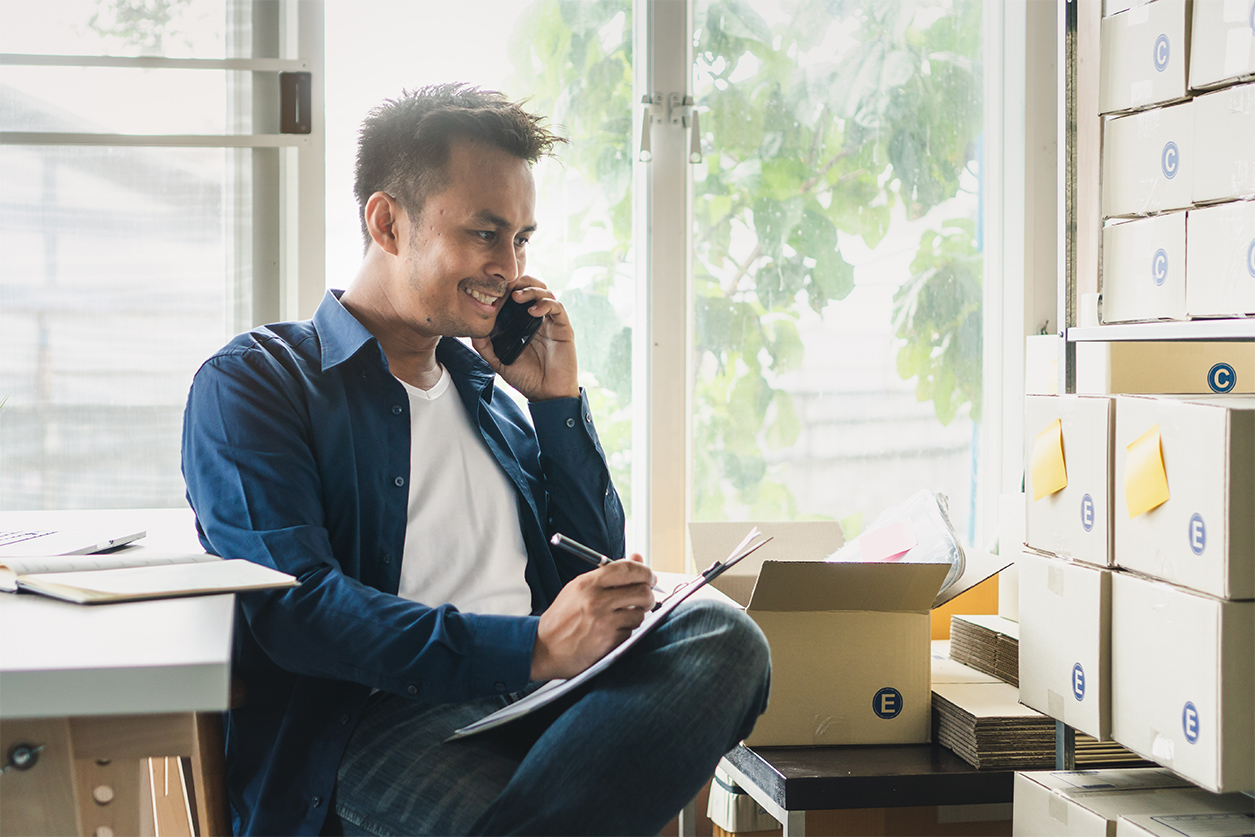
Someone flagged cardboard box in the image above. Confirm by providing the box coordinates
[1102,102,1194,219]
[689,522,948,747]
[1191,84,1255,204]
[1189,0,1255,90]
[1100,0,1190,114]
[1186,200,1255,318]
[1111,571,1255,794]
[1101,213,1187,323]
[1076,341,1255,394]
[1118,810,1255,837]
[1024,395,1115,567]
[1013,768,1252,836]
[1105,0,1140,16]
[1113,395,1255,599]
[1026,334,1061,396]
[1018,549,1112,741]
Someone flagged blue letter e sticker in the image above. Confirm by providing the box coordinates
[1183,702,1200,743]
[1072,663,1086,701]
[1189,513,1206,555]
[873,687,903,719]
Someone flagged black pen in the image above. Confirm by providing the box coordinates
[549,533,614,567]
[549,533,670,601]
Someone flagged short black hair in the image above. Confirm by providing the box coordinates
[354,83,565,247]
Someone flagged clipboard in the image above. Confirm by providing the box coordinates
[446,528,772,741]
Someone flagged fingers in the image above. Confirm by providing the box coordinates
[591,555,655,587]
[509,281,566,323]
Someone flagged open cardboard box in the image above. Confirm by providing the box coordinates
[688,521,1010,747]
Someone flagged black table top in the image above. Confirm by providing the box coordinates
[723,743,1016,812]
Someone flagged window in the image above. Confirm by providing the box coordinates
[0,0,324,509]
[689,0,987,544]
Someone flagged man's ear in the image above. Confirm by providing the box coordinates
[364,192,403,256]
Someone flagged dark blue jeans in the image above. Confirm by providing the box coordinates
[333,598,771,836]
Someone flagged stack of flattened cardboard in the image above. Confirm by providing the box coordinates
[930,681,1056,770]
[948,614,1019,687]
[930,642,1151,771]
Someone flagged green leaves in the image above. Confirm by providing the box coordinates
[507,0,983,521]
[892,220,983,425]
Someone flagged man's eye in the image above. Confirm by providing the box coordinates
[515,236,530,248]
[475,230,495,242]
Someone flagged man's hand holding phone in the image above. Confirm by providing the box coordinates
[472,279,579,402]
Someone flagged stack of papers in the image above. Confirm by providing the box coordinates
[948,614,1020,687]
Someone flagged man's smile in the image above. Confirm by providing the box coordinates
[464,285,505,308]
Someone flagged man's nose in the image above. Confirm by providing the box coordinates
[488,241,521,283]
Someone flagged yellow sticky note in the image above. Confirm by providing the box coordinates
[1125,424,1170,518]
[1031,419,1068,501]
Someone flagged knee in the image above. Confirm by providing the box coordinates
[676,599,771,697]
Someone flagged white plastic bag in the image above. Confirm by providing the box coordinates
[824,489,966,595]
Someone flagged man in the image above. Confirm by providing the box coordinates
[182,83,771,836]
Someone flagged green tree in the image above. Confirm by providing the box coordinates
[506,0,983,521]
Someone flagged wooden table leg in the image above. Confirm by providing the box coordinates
[0,718,81,836]
[188,713,230,837]
[75,756,142,836]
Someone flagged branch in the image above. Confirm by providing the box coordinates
[726,242,765,294]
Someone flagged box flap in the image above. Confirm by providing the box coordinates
[747,561,948,613]
[689,521,845,606]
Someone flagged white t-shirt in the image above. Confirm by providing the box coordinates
[395,366,533,617]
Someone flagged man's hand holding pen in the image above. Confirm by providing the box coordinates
[529,536,659,682]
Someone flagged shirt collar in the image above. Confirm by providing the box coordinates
[314,289,380,372]
[314,289,497,398]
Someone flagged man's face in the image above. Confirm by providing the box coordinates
[395,138,537,340]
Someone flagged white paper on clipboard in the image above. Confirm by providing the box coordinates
[446,528,771,741]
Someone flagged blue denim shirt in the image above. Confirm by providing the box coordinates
[181,290,625,836]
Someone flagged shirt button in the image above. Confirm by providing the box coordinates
[360,371,368,379]
[311,796,323,808]
[494,681,507,692]
[382,553,392,564]
[565,417,576,428]
[392,404,402,415]
[407,685,417,696]
[394,476,405,487]
[340,714,350,725]
[585,413,592,422]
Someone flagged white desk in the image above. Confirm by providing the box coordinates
[0,508,234,836]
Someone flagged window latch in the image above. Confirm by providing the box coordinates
[638,93,702,164]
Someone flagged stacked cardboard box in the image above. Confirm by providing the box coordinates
[1021,390,1255,795]
[1097,0,1255,324]
[1108,396,1255,795]
[1013,768,1254,836]
[1020,394,1118,742]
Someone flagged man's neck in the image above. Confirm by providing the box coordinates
[340,263,443,390]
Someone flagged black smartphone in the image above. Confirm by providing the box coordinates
[490,295,542,365]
